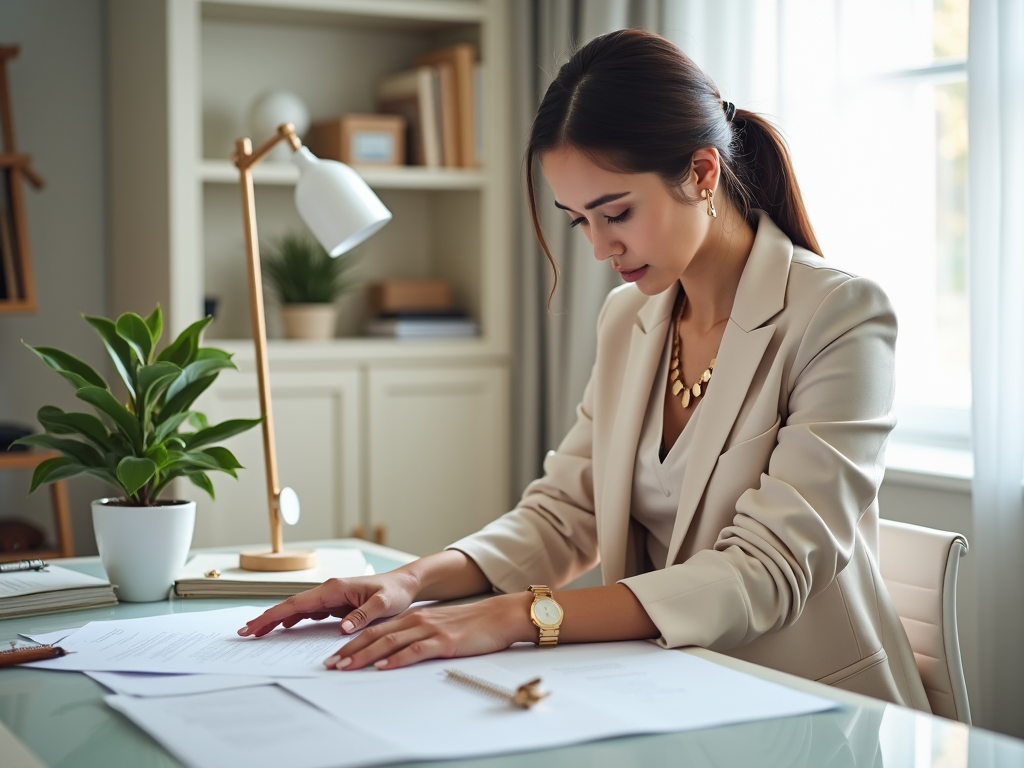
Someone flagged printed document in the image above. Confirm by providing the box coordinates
[86,671,274,697]
[26,605,349,677]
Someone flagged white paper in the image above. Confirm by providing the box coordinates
[86,670,273,697]
[0,564,110,597]
[106,686,409,768]
[281,641,838,762]
[26,606,351,677]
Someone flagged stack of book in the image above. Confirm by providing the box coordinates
[0,563,117,619]
[364,279,479,339]
[174,549,371,598]
[377,43,482,168]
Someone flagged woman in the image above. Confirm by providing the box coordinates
[239,29,929,710]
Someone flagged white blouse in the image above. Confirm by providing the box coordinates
[630,326,703,570]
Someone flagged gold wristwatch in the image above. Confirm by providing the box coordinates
[527,585,564,647]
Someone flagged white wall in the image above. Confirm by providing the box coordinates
[0,0,110,557]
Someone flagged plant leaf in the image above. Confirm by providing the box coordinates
[116,456,157,497]
[188,411,210,430]
[165,358,236,403]
[37,405,112,450]
[201,446,243,478]
[77,386,142,449]
[115,312,154,366]
[187,471,216,500]
[158,376,219,422]
[156,316,214,367]
[144,306,164,347]
[85,315,137,398]
[194,347,233,361]
[145,443,169,469]
[23,343,108,391]
[136,362,182,417]
[154,411,190,444]
[183,418,261,450]
[28,456,85,493]
[12,433,106,468]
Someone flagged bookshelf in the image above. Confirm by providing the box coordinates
[108,0,513,556]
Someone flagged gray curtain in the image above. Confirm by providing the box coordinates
[510,0,662,496]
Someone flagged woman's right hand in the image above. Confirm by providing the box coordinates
[237,570,421,638]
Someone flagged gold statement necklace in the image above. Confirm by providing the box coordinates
[669,295,716,409]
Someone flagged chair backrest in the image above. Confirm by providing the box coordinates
[877,518,971,723]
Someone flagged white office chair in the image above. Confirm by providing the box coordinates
[877,518,971,724]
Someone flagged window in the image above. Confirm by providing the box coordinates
[775,0,971,455]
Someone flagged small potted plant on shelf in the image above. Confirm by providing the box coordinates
[13,306,260,602]
[263,231,357,340]
[262,230,358,342]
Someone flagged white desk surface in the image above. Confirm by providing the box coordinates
[1,539,1022,767]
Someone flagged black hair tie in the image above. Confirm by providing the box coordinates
[723,100,736,122]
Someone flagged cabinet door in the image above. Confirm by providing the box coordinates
[190,370,362,549]
[367,365,509,556]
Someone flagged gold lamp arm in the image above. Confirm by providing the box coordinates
[232,123,314,572]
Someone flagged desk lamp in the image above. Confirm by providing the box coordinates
[232,123,391,571]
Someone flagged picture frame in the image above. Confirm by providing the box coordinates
[306,114,406,167]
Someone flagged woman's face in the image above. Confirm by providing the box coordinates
[540,146,711,296]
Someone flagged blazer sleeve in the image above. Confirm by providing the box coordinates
[620,276,897,651]
[445,299,611,590]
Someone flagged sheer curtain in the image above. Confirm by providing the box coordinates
[967,0,1024,738]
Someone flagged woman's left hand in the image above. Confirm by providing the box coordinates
[325,591,534,671]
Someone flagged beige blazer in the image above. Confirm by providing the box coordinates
[449,212,930,711]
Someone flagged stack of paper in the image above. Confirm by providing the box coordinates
[0,563,117,619]
[25,606,840,768]
[174,548,371,598]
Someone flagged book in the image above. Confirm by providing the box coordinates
[435,62,459,168]
[415,44,477,168]
[365,316,480,339]
[0,563,117,620]
[377,66,442,167]
[174,549,371,598]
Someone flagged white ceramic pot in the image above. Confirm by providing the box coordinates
[281,304,337,340]
[92,499,196,602]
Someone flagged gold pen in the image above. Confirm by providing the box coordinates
[444,669,548,709]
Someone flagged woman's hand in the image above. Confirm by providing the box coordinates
[237,571,421,638]
[323,591,535,671]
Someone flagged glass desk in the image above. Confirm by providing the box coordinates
[2,540,1022,768]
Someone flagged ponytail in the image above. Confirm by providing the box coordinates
[725,110,821,255]
[526,28,822,295]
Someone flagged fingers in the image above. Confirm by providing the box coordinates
[323,622,446,671]
[338,590,394,635]
[239,579,352,637]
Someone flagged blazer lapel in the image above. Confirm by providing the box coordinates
[598,287,675,584]
[663,212,793,567]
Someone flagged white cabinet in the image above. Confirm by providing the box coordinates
[192,369,363,548]
[368,364,509,556]
[109,0,515,553]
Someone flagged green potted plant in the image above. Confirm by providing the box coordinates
[263,231,357,340]
[13,306,259,602]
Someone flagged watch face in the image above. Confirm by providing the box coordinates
[533,597,562,626]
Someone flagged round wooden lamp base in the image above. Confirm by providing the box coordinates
[238,549,317,572]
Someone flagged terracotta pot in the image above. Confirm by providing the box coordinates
[281,304,337,340]
[92,499,196,602]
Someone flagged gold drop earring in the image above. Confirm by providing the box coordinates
[701,188,717,218]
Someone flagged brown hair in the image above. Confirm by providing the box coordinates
[526,29,821,296]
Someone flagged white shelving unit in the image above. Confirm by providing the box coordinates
[109,0,513,556]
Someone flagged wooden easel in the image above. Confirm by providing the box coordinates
[0,44,44,313]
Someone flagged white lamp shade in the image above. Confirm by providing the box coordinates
[292,146,392,256]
